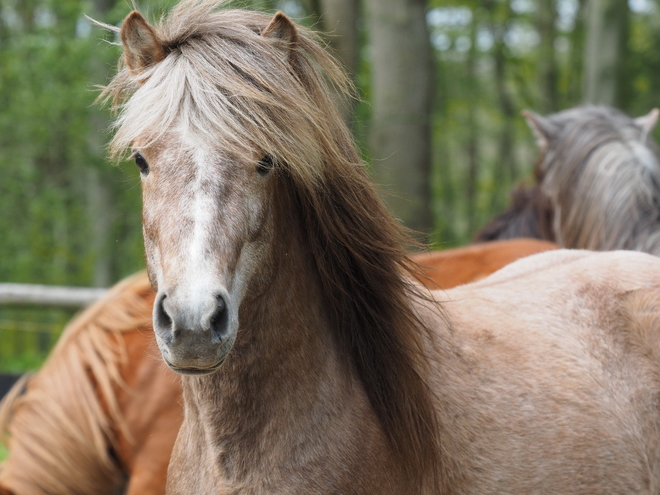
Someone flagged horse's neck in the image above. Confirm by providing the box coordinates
[176,232,398,491]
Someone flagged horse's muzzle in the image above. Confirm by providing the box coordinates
[153,289,236,374]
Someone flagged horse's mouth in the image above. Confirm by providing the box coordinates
[164,359,224,375]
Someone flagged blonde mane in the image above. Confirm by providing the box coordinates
[0,271,154,495]
[102,0,356,190]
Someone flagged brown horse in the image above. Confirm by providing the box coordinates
[475,105,660,252]
[0,238,557,494]
[103,2,660,493]
[0,272,181,495]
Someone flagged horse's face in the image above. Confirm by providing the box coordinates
[136,135,275,375]
[115,9,314,374]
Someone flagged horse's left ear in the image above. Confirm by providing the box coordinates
[262,12,299,64]
[120,11,166,73]
[634,108,660,141]
[522,110,557,152]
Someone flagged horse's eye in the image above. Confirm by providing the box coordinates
[133,152,149,175]
[257,155,274,176]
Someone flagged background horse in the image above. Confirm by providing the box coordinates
[0,238,556,494]
[0,272,181,495]
[475,106,660,253]
[106,2,660,493]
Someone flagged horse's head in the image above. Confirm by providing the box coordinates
[110,2,351,374]
[521,105,660,251]
[522,106,660,179]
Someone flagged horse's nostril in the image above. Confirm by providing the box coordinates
[216,295,226,313]
[155,295,174,340]
[210,294,229,343]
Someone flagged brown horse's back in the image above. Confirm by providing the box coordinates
[425,249,660,493]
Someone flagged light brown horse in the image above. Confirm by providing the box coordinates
[104,2,660,493]
[0,238,557,494]
[0,272,181,495]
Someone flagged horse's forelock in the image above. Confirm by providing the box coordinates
[104,1,354,191]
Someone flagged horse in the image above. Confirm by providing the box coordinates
[0,238,557,494]
[474,105,660,253]
[103,2,660,493]
[0,272,182,495]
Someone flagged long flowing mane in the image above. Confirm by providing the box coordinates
[475,106,660,253]
[101,1,441,488]
[0,271,154,495]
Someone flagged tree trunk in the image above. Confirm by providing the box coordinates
[86,0,117,287]
[565,0,586,108]
[537,0,558,113]
[318,0,361,124]
[583,0,629,106]
[465,12,479,234]
[365,0,434,237]
[485,0,516,208]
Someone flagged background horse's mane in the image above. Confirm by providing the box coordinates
[475,106,660,253]
[103,1,441,488]
[474,185,554,242]
[0,271,154,495]
[539,106,660,252]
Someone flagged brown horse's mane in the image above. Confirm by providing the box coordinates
[101,1,441,488]
[285,153,443,490]
[0,271,154,495]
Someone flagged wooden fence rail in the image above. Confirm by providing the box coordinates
[0,284,108,308]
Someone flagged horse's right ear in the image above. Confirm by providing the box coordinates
[634,108,660,142]
[261,12,299,65]
[522,110,556,151]
[120,11,166,73]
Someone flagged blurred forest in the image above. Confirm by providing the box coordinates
[1,0,660,372]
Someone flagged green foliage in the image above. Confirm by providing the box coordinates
[0,0,149,372]
[427,0,660,247]
[0,307,76,373]
[2,0,660,372]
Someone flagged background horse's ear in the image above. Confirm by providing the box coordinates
[634,108,660,142]
[120,11,166,73]
[261,12,299,64]
[522,110,557,152]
